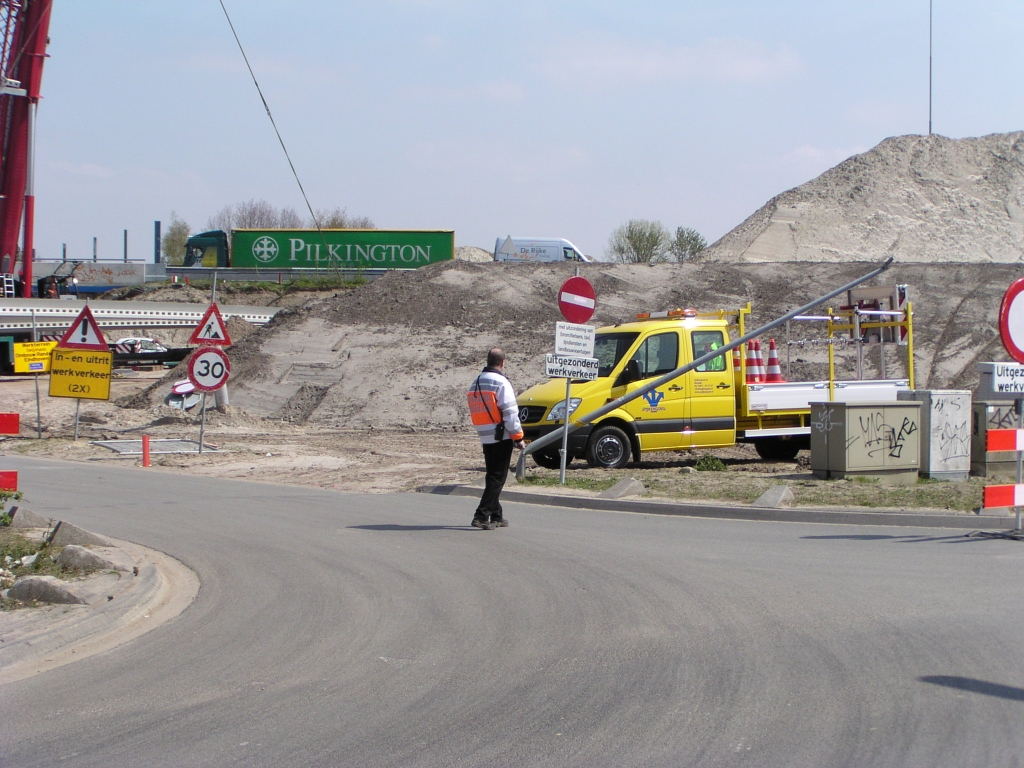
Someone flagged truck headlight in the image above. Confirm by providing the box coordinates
[546,398,581,421]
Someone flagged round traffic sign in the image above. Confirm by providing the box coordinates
[1000,278,1024,363]
[187,346,231,392]
[558,276,596,324]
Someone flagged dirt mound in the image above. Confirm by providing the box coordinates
[455,246,492,262]
[701,132,1024,263]
[214,258,1017,430]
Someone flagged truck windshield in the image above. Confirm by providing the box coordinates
[594,332,640,378]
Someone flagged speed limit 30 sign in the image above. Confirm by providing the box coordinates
[188,346,231,392]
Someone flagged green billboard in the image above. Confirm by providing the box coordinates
[230,229,454,269]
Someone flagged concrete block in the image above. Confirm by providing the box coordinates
[752,485,795,508]
[7,575,87,604]
[598,477,645,500]
[8,506,52,529]
[48,521,111,548]
[56,545,118,572]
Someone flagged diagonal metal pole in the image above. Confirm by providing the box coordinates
[516,257,895,480]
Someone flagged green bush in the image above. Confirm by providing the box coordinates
[694,455,727,472]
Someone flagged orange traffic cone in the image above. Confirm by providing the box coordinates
[766,338,784,382]
[744,342,761,383]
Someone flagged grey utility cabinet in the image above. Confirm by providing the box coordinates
[897,390,970,480]
[810,400,922,484]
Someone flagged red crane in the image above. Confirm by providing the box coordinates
[0,0,51,297]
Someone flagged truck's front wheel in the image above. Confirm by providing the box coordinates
[532,449,564,470]
[586,425,631,469]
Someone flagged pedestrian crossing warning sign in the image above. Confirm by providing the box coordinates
[56,305,109,351]
[189,303,232,346]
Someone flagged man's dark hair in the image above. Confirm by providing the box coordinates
[487,348,505,368]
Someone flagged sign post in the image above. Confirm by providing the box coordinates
[188,345,231,454]
[982,279,1024,533]
[549,277,597,483]
[49,305,112,440]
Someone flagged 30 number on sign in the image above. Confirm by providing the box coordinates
[188,346,231,392]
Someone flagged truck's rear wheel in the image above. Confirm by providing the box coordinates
[754,437,803,462]
[532,449,564,470]
[585,425,631,469]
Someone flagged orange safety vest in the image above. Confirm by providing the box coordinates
[467,387,502,426]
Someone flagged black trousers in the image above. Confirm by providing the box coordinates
[475,439,515,521]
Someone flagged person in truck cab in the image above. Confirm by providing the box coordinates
[466,348,525,530]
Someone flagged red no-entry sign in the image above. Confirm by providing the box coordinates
[999,278,1024,363]
[558,276,596,324]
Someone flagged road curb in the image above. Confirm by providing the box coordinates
[0,537,199,684]
[423,484,1016,530]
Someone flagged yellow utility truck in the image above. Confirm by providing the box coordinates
[518,303,914,469]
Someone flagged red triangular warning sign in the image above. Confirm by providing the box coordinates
[57,305,109,351]
[189,303,232,346]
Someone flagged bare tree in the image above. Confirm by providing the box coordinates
[161,212,190,265]
[207,200,374,231]
[278,206,303,228]
[309,206,374,229]
[670,226,707,261]
[606,219,672,263]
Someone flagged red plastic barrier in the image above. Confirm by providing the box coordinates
[0,413,19,435]
[0,470,17,491]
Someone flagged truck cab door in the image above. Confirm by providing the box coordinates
[615,331,686,450]
[683,329,736,448]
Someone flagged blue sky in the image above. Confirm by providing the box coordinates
[32,1,1024,262]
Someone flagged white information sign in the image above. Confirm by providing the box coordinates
[546,354,599,381]
[554,322,595,357]
[992,363,1024,394]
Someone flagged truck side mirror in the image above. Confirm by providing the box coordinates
[615,359,641,387]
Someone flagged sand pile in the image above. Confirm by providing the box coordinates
[701,132,1024,264]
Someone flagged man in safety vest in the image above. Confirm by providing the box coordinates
[466,348,525,530]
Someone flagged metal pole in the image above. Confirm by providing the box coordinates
[31,309,40,438]
[785,319,792,380]
[154,220,161,264]
[62,243,66,262]
[516,257,896,479]
[198,392,207,454]
[1016,399,1022,532]
[92,236,97,262]
[559,376,571,484]
[123,229,128,262]
[211,271,218,304]
[855,311,863,380]
[73,398,80,441]
[22,102,36,296]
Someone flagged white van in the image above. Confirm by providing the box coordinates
[493,236,592,263]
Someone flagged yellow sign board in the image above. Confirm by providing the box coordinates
[48,347,113,400]
[13,341,58,373]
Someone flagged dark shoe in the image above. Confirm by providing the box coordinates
[471,518,494,530]
[492,518,509,528]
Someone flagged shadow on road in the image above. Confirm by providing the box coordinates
[801,534,988,544]
[349,524,475,532]
[920,675,1024,701]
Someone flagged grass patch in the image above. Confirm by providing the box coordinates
[520,475,619,493]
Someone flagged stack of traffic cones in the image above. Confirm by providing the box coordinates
[765,338,785,382]
[744,342,761,383]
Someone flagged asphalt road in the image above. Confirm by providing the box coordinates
[3,456,1024,768]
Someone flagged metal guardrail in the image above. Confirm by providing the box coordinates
[0,299,279,333]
